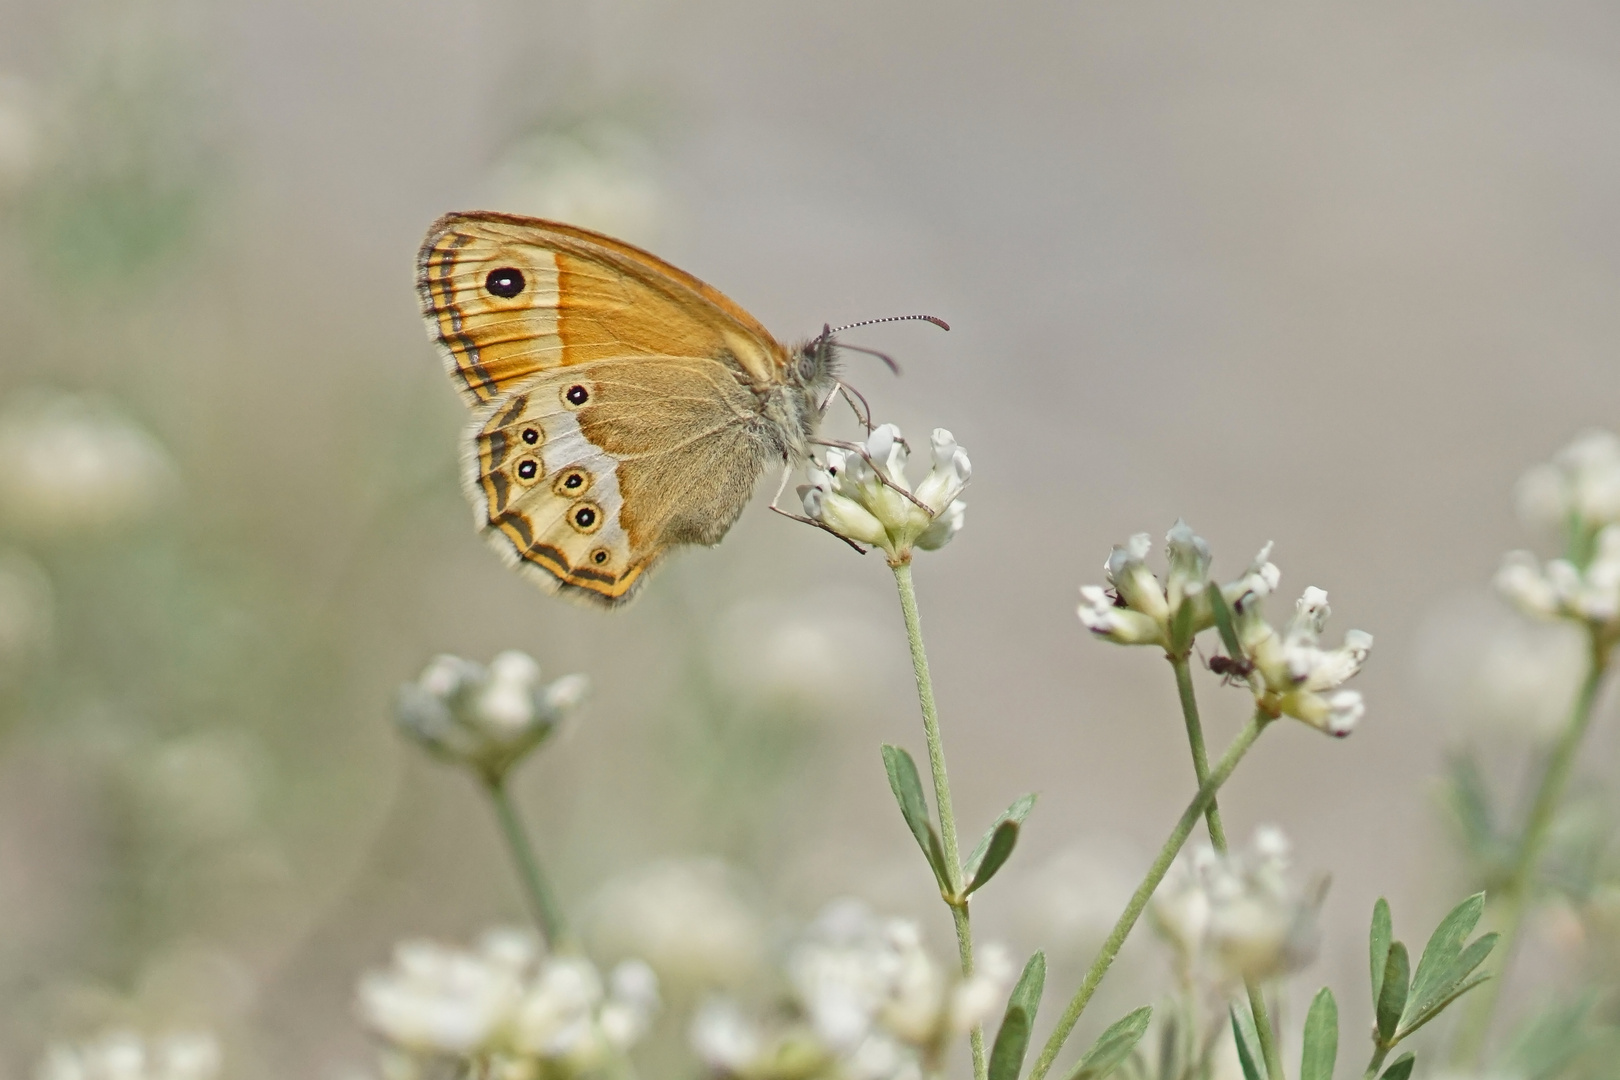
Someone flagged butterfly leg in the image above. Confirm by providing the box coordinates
[809,438,939,516]
[766,460,870,554]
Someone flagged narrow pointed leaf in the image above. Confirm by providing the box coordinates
[881,745,950,890]
[1396,973,1491,1042]
[967,820,1021,895]
[1407,931,1498,1024]
[1376,941,1409,1044]
[1207,582,1244,658]
[1369,898,1393,1007]
[1299,988,1338,1080]
[1378,1053,1414,1080]
[965,793,1039,882]
[989,952,1046,1080]
[1406,892,1484,1021]
[1068,1006,1153,1080]
[1229,1006,1264,1080]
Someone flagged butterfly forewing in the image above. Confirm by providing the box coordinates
[418,212,791,402]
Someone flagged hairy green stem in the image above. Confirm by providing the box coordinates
[1030,711,1272,1080]
[1172,656,1286,1080]
[485,777,569,949]
[1451,630,1610,1064]
[892,561,986,1080]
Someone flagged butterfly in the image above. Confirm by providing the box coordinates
[417,211,849,607]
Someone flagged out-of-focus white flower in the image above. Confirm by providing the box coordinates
[1515,429,1620,535]
[395,650,588,781]
[1152,828,1322,987]
[589,858,765,991]
[36,1029,221,1080]
[1227,578,1372,737]
[1078,523,1281,652]
[799,425,969,565]
[0,390,176,536]
[357,932,533,1055]
[692,900,1009,1080]
[1498,525,1620,649]
[484,120,668,249]
[358,928,658,1075]
[788,900,1011,1053]
[0,548,50,680]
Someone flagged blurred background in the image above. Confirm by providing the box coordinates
[1,0,1618,1075]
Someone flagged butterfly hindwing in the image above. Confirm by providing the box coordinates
[467,357,777,606]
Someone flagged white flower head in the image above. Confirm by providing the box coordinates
[1515,429,1620,536]
[36,1030,222,1080]
[395,650,588,781]
[1079,523,1274,652]
[1498,525,1620,647]
[1151,829,1322,988]
[798,425,969,565]
[358,928,657,1073]
[1230,579,1372,737]
[356,934,531,1055]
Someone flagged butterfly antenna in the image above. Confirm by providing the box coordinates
[827,314,950,335]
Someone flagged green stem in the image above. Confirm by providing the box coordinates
[485,776,569,949]
[1451,630,1610,1064]
[1030,711,1273,1080]
[1171,656,1286,1080]
[1362,1045,1390,1079]
[892,561,985,1080]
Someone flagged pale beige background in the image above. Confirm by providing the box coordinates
[0,1,1615,1075]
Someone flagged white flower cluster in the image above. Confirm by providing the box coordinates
[1498,431,1620,649]
[357,928,658,1080]
[395,651,588,782]
[1151,827,1322,987]
[691,900,1013,1080]
[1498,531,1620,640]
[1514,429,1620,535]
[1232,584,1373,737]
[1079,523,1372,735]
[799,425,969,564]
[35,1030,221,1080]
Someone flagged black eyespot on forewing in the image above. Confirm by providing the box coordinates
[485,267,525,298]
[565,384,589,407]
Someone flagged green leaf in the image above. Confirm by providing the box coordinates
[1369,898,1392,1008]
[1206,582,1244,659]
[1067,1006,1153,1080]
[1405,892,1484,1022]
[1378,1052,1414,1080]
[1299,988,1338,1080]
[1395,973,1492,1042]
[965,793,1039,882]
[989,952,1046,1080]
[967,820,1021,895]
[1229,1006,1264,1080]
[1376,941,1409,1044]
[1407,930,1497,1026]
[881,745,950,892]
